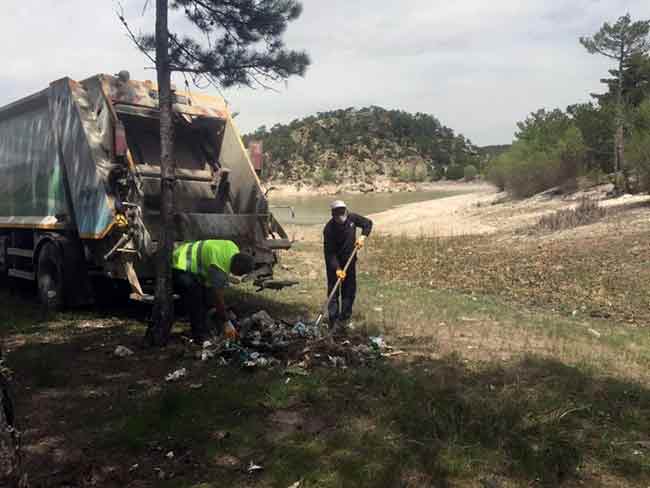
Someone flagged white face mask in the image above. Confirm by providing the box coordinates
[335,212,348,224]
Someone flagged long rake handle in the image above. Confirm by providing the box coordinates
[316,247,359,326]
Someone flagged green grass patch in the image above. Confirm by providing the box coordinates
[98,357,650,486]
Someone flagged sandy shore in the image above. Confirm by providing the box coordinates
[284,182,650,241]
[368,187,499,236]
[369,183,650,238]
[265,179,491,198]
[280,182,498,241]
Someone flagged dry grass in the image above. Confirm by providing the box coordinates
[368,227,650,328]
[530,197,609,234]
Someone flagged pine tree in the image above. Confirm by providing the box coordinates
[580,13,650,178]
[122,1,310,346]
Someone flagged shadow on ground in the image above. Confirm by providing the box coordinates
[7,338,650,486]
[2,288,649,487]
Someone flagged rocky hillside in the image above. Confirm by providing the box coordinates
[243,106,482,186]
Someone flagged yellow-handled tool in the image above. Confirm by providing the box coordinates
[314,247,359,328]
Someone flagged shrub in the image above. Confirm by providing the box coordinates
[430,166,443,181]
[313,167,337,186]
[486,124,586,198]
[579,167,608,188]
[397,164,427,182]
[463,164,478,181]
[531,197,608,233]
[627,100,650,192]
[446,165,464,180]
[627,131,650,191]
[486,162,508,191]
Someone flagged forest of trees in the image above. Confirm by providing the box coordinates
[244,106,482,182]
[488,14,650,197]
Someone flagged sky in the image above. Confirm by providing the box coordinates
[2,1,650,146]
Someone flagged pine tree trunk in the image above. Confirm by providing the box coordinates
[615,49,625,180]
[146,0,175,347]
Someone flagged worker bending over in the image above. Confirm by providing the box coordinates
[323,200,373,328]
[172,239,254,342]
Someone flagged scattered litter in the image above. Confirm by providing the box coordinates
[291,321,321,339]
[373,307,383,312]
[189,309,393,372]
[129,463,139,472]
[200,348,215,361]
[588,328,601,338]
[285,377,292,384]
[382,350,406,357]
[251,310,275,328]
[211,430,230,442]
[243,356,270,368]
[165,368,187,382]
[369,336,387,350]
[285,365,309,376]
[165,451,174,459]
[247,461,264,473]
[328,355,346,368]
[113,345,134,357]
[214,454,241,469]
[189,383,203,389]
[288,482,301,488]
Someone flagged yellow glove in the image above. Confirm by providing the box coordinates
[224,320,238,340]
[336,269,346,281]
[356,235,366,249]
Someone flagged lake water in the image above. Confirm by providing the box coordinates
[269,190,459,226]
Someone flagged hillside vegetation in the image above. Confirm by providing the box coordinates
[244,106,491,186]
[488,15,650,198]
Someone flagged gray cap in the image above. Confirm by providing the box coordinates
[330,200,347,210]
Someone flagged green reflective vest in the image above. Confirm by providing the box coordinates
[172,240,240,283]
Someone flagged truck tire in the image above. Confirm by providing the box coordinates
[37,242,64,310]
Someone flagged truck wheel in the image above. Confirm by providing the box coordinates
[37,242,64,310]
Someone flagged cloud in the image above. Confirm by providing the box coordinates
[2,0,650,144]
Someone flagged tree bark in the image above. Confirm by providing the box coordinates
[615,46,625,176]
[145,0,175,347]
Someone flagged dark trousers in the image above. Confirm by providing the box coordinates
[326,258,357,322]
[173,270,209,341]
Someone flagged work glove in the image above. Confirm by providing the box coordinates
[224,320,238,340]
[336,269,346,281]
[355,235,366,249]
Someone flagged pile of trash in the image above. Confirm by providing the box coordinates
[195,309,396,371]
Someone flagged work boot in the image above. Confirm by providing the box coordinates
[331,319,348,337]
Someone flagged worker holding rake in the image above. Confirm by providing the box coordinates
[323,200,373,331]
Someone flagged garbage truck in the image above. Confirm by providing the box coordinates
[0,72,292,307]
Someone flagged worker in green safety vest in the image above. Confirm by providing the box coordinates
[172,239,255,342]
